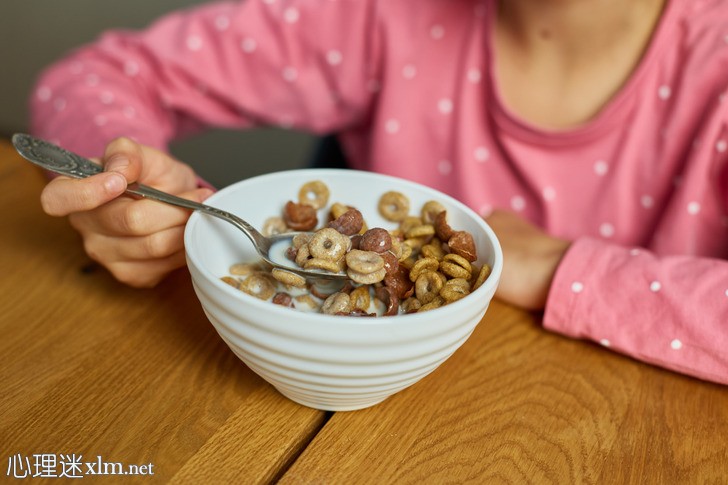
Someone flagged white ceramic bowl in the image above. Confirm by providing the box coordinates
[184,169,502,411]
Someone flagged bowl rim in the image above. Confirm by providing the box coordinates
[184,168,503,326]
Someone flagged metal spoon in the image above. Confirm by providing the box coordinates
[12,133,348,281]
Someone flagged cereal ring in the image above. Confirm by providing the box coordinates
[398,242,413,262]
[272,292,294,307]
[383,266,414,299]
[349,285,371,312]
[418,295,444,312]
[262,216,288,236]
[327,208,364,236]
[304,257,345,274]
[471,263,492,291]
[330,202,351,220]
[309,227,351,261]
[294,294,321,310]
[421,200,447,225]
[322,292,352,315]
[229,262,263,275]
[440,278,470,303]
[240,273,276,300]
[399,216,423,234]
[220,276,239,289]
[359,228,392,253]
[439,253,472,280]
[421,241,445,261]
[448,230,478,262]
[415,270,444,304]
[292,233,313,249]
[409,257,440,282]
[375,285,399,316]
[347,267,387,285]
[404,237,427,252]
[295,243,311,267]
[378,191,410,222]
[283,201,318,231]
[298,180,330,209]
[345,250,385,274]
[389,235,403,259]
[271,268,307,288]
[401,297,422,313]
[405,224,435,239]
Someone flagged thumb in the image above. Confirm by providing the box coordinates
[102,137,144,183]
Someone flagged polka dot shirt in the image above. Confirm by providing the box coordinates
[30,0,728,385]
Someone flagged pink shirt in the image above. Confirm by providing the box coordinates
[30,0,728,384]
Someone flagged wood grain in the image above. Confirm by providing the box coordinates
[280,296,728,482]
[0,140,326,483]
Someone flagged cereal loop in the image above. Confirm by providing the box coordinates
[309,227,351,261]
[350,285,371,312]
[405,224,435,239]
[421,200,447,225]
[409,257,440,282]
[346,250,385,273]
[262,216,288,236]
[271,268,307,288]
[471,263,492,291]
[304,257,344,273]
[418,295,445,312]
[415,270,444,304]
[440,278,470,303]
[283,201,318,231]
[439,254,472,280]
[298,180,330,209]
[347,267,387,285]
[229,262,263,276]
[220,276,239,289]
[240,274,276,300]
[322,292,352,315]
[378,191,410,222]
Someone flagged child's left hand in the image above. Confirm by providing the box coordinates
[485,210,571,311]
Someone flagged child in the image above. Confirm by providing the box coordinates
[30,0,728,384]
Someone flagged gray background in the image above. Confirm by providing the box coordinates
[0,0,317,188]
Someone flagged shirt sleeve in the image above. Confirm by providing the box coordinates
[543,237,728,385]
[29,0,382,159]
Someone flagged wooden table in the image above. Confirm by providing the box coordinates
[1,138,727,483]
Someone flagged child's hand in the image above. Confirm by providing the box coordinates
[485,210,571,311]
[39,137,214,288]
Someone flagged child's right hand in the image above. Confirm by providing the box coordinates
[39,137,214,288]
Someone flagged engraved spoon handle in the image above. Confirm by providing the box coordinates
[11,133,269,251]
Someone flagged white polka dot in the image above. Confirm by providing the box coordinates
[124,61,139,77]
[262,0,275,4]
[367,79,381,93]
[571,281,584,293]
[474,146,489,163]
[438,98,453,114]
[724,288,728,297]
[467,68,482,84]
[326,50,343,66]
[511,195,526,211]
[53,98,66,111]
[99,91,115,105]
[283,7,300,23]
[437,159,452,175]
[641,195,654,208]
[658,85,672,100]
[670,339,683,350]
[594,160,609,176]
[384,119,400,134]
[94,115,107,126]
[215,15,230,31]
[123,106,136,118]
[599,339,611,347]
[717,140,727,152]
[241,37,257,53]
[85,74,100,86]
[282,67,298,82]
[629,248,641,256]
[430,25,445,39]
[542,186,556,201]
[599,223,615,238]
[187,35,203,51]
[687,201,701,215]
[36,86,52,102]
[402,64,417,79]
[650,281,662,292]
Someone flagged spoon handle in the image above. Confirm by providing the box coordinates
[11,133,267,248]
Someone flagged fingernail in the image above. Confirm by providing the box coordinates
[104,172,126,193]
[105,154,129,173]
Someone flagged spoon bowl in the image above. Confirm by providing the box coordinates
[11,133,348,281]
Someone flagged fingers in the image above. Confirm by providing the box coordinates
[70,187,213,237]
[106,251,189,288]
[41,173,127,216]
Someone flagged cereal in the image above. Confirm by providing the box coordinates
[415,270,444,304]
[283,200,318,231]
[322,292,352,315]
[222,180,489,317]
[308,227,350,261]
[298,180,330,209]
[378,191,410,222]
[272,268,307,288]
